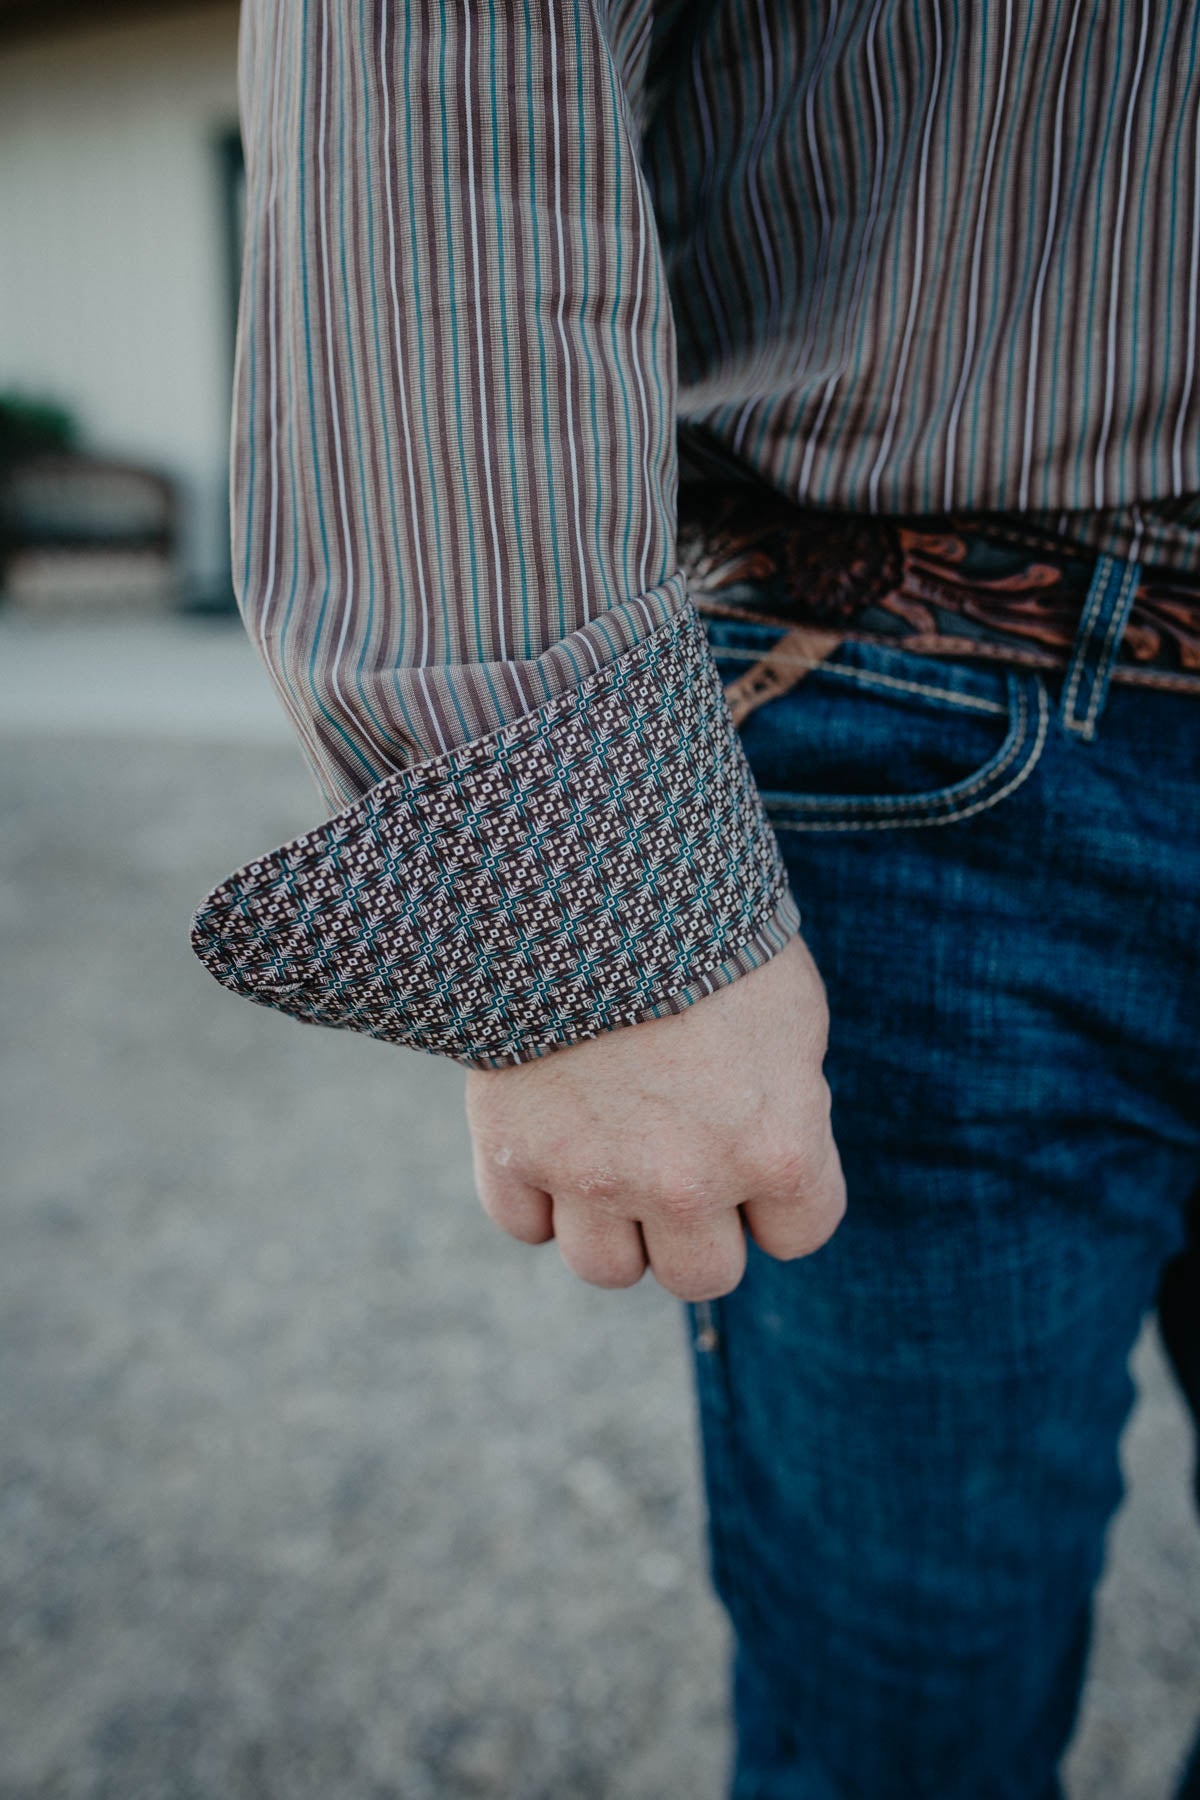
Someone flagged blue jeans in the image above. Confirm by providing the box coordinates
[692,555,1200,1800]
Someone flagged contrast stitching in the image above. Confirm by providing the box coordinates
[711,644,1009,714]
[1080,558,1139,737]
[1111,667,1200,693]
[710,627,1200,693]
[766,674,1029,816]
[687,1296,774,1717]
[1060,557,1114,723]
[770,678,1048,832]
[1061,554,1118,728]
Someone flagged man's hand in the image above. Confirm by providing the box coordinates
[465,935,845,1301]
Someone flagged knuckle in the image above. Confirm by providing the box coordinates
[753,1113,837,1200]
[651,1183,707,1223]
[752,1137,816,1209]
[753,1141,811,1199]
[471,1124,534,1183]
[810,1075,834,1128]
[559,1163,623,1207]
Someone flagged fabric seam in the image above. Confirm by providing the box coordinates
[709,643,1010,715]
[764,673,1029,817]
[1080,557,1140,738]
[769,677,1048,832]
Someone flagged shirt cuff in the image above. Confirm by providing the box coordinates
[190,602,800,1069]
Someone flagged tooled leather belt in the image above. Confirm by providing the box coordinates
[678,485,1200,725]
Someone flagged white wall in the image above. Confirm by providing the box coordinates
[0,5,241,592]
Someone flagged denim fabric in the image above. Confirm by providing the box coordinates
[690,567,1200,1800]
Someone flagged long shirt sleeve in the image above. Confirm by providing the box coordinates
[190,0,798,1067]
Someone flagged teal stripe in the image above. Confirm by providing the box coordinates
[400,0,450,644]
[488,0,535,648]
[1144,13,1200,474]
[840,2,910,502]
[1073,3,1131,509]
[1117,10,1180,497]
[597,22,639,600]
[914,1,991,506]
[435,18,482,661]
[1041,1,1105,509]
[963,0,1043,499]
[296,0,377,787]
[813,3,901,499]
[234,0,1200,826]
[331,0,394,759]
[524,5,569,639]
[914,0,964,503]
[355,0,421,749]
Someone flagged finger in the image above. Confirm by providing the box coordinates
[742,1132,847,1261]
[640,1206,746,1302]
[552,1195,648,1289]
[473,1155,554,1245]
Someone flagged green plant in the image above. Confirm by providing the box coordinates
[0,394,77,468]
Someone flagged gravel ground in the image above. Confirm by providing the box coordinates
[1,616,1197,1799]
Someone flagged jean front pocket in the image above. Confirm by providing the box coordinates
[704,622,1050,834]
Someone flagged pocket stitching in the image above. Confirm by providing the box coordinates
[768,676,1048,833]
[713,642,1010,717]
[764,673,1029,815]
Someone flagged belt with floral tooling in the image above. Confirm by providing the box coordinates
[678,486,1200,724]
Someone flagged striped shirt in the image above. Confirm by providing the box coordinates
[195,0,1200,1064]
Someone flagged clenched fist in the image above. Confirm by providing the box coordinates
[465,934,845,1301]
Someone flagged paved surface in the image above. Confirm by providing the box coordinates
[1,614,1198,1799]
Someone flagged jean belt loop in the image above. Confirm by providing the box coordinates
[1058,551,1141,741]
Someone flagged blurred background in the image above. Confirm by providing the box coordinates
[1,4,1198,1796]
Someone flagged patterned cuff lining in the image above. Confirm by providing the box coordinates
[190,603,798,1068]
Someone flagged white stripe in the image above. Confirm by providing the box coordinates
[1171,93,1200,494]
[690,38,735,366]
[415,666,450,755]
[379,0,435,676]
[798,0,888,499]
[319,3,398,768]
[779,1,840,399]
[751,0,783,338]
[508,663,536,713]
[624,6,653,87]
[1093,0,1151,508]
[630,591,657,636]
[941,0,1015,510]
[628,161,657,593]
[1129,505,1146,560]
[252,4,324,769]
[578,634,604,674]
[1017,0,1085,511]
[463,2,509,654]
[732,0,782,451]
[547,1,591,621]
[868,0,943,507]
[258,5,285,654]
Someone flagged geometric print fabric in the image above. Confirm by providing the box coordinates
[191,605,796,1067]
